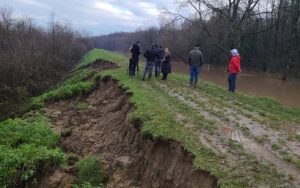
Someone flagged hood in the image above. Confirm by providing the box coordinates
[230,49,239,56]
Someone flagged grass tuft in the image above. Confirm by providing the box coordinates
[0,113,64,187]
[74,156,107,187]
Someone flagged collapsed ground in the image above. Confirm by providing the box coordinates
[1,49,300,188]
[41,74,217,188]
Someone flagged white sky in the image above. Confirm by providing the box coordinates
[0,0,176,36]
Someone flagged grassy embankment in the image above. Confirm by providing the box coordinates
[1,49,300,187]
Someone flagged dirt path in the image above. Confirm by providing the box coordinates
[39,61,217,188]
[154,80,300,187]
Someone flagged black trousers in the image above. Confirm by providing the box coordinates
[162,73,168,80]
[129,59,138,76]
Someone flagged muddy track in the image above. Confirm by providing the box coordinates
[154,81,300,186]
[38,61,217,188]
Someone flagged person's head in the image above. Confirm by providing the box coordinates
[194,44,200,50]
[136,41,140,46]
[164,48,170,54]
[151,44,156,49]
[230,49,239,56]
[154,44,158,48]
[159,46,162,49]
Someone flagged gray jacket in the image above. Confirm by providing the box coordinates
[188,47,204,67]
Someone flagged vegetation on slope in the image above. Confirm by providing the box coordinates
[1,48,299,187]
[0,113,64,187]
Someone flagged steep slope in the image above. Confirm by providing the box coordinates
[1,49,299,188]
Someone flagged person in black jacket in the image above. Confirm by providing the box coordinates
[161,48,171,80]
[142,45,157,80]
[129,41,141,76]
[155,45,164,77]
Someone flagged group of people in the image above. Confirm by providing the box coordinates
[129,41,171,81]
[128,41,241,92]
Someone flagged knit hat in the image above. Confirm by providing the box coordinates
[230,49,239,56]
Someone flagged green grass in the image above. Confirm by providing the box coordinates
[74,156,107,188]
[96,49,295,187]
[76,49,125,69]
[25,49,127,111]
[254,135,270,144]
[0,113,64,187]
[76,102,90,110]
[2,48,299,188]
[295,134,300,142]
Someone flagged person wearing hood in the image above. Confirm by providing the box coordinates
[187,44,204,88]
[227,49,241,92]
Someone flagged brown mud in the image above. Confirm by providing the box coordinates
[38,61,217,188]
[154,81,300,187]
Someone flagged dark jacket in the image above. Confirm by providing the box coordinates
[130,43,141,61]
[156,47,164,60]
[188,47,204,67]
[144,47,157,62]
[161,54,171,74]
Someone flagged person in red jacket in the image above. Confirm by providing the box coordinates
[227,49,241,92]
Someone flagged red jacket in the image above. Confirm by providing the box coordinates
[227,55,241,73]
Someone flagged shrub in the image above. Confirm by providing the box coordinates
[75,156,107,187]
[0,113,64,187]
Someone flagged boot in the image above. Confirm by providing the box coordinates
[189,80,193,87]
[194,79,198,88]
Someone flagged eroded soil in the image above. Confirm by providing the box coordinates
[38,61,217,188]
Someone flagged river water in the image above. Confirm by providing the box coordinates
[171,61,300,108]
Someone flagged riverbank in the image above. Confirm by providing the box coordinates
[172,61,300,108]
[1,49,300,188]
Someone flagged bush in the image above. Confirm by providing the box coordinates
[0,113,64,187]
[75,156,107,187]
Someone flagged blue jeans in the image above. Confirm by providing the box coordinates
[155,59,162,77]
[190,66,200,82]
[142,62,154,80]
[228,73,237,92]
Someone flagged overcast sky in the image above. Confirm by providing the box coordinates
[0,0,175,36]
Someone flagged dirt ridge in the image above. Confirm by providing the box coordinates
[39,60,218,188]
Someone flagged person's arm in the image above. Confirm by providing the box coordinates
[227,58,232,72]
[236,60,241,73]
[199,52,204,66]
[143,50,148,58]
[165,54,170,62]
[137,46,141,55]
[187,52,191,66]
[130,45,134,53]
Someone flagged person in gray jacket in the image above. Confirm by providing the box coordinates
[187,44,204,88]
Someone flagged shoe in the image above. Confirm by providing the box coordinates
[189,80,193,88]
[193,80,198,88]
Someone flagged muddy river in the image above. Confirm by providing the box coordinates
[171,61,300,108]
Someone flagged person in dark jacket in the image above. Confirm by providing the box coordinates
[161,48,171,80]
[142,45,157,80]
[129,41,141,76]
[227,49,241,92]
[155,45,164,77]
[187,44,204,88]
